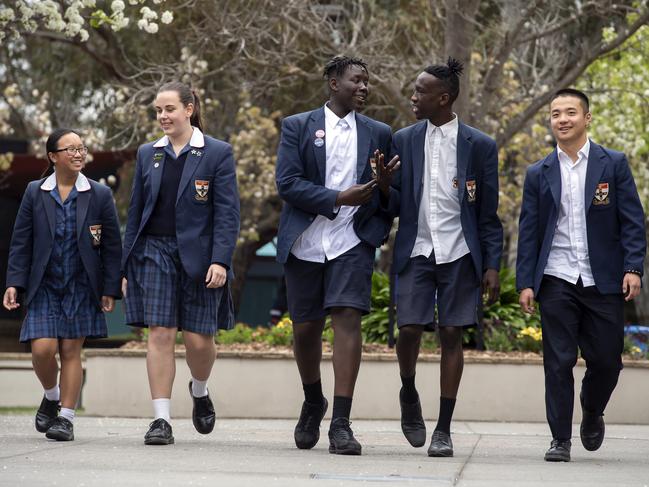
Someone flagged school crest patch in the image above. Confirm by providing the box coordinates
[466,179,476,203]
[593,182,610,206]
[89,224,102,246]
[195,179,210,201]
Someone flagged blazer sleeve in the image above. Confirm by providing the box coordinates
[516,167,540,291]
[478,140,503,271]
[121,147,144,274]
[210,144,240,270]
[6,184,35,291]
[615,155,646,275]
[99,190,123,298]
[379,133,402,218]
[275,116,339,219]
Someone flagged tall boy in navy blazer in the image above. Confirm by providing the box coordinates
[516,89,646,462]
[381,59,502,457]
[276,56,397,455]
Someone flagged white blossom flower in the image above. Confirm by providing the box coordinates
[145,22,158,34]
[160,10,173,24]
[79,28,89,41]
[140,6,157,20]
[111,0,125,12]
[137,18,147,29]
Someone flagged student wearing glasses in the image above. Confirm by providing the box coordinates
[3,129,122,441]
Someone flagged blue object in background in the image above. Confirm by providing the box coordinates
[624,325,649,352]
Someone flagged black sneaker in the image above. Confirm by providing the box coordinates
[35,396,60,433]
[294,398,328,449]
[328,417,362,455]
[427,430,453,457]
[45,417,74,441]
[144,418,175,445]
[544,439,571,462]
[400,392,426,447]
[189,381,215,434]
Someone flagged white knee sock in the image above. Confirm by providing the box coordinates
[59,408,75,423]
[191,378,208,398]
[152,398,171,422]
[44,385,60,402]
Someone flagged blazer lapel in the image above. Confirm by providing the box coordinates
[177,147,206,205]
[542,151,561,209]
[412,121,427,208]
[41,190,57,238]
[584,142,606,213]
[150,149,166,208]
[76,190,91,242]
[456,123,472,205]
[355,115,372,182]
[308,108,327,184]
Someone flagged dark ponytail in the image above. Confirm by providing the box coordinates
[158,81,203,132]
[41,128,81,178]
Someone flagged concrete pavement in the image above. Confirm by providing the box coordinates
[1,416,648,486]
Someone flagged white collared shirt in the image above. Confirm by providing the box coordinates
[544,140,595,286]
[290,104,361,262]
[153,126,205,148]
[410,116,470,263]
[40,171,91,192]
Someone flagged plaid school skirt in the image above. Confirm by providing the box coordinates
[124,236,233,335]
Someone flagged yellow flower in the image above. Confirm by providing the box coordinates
[517,327,542,341]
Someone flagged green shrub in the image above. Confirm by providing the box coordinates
[216,322,254,344]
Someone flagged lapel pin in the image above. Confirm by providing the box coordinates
[314,137,324,148]
[154,162,160,168]
[315,129,325,138]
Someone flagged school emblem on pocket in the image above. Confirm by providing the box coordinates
[89,225,102,246]
[593,182,610,205]
[466,179,476,202]
[195,179,210,201]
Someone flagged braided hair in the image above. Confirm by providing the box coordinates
[423,57,464,103]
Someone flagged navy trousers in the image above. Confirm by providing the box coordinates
[538,275,624,440]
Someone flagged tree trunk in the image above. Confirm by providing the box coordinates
[443,0,481,124]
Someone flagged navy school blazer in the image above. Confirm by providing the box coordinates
[275,107,392,264]
[121,129,240,281]
[6,173,122,305]
[516,141,646,296]
[383,120,503,280]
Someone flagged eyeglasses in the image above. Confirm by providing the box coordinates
[54,146,89,156]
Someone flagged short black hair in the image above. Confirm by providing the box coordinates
[423,57,464,103]
[323,56,368,79]
[551,88,590,113]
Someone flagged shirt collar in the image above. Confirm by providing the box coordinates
[427,114,458,139]
[557,139,590,165]
[324,103,356,132]
[40,171,91,192]
[153,126,205,148]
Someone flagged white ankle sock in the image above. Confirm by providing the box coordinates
[44,385,60,402]
[152,398,171,422]
[191,378,208,398]
[59,407,75,423]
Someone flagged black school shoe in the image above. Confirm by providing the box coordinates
[580,396,605,451]
[35,396,60,433]
[399,394,426,447]
[144,418,175,445]
[189,381,215,434]
[328,417,362,455]
[294,398,328,449]
[427,430,453,457]
[544,439,571,462]
[45,417,74,441]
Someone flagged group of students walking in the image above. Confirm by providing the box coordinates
[3,56,646,463]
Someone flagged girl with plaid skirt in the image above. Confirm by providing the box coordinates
[3,129,122,441]
[121,82,240,445]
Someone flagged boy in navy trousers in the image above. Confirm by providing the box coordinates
[516,88,646,462]
[381,58,502,457]
[275,56,398,455]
